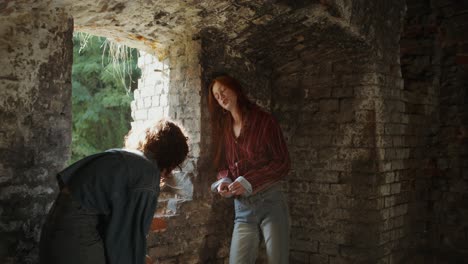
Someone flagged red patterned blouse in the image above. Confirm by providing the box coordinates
[216,105,291,193]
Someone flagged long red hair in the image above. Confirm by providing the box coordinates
[207,75,253,169]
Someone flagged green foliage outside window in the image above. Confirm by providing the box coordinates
[71,34,141,163]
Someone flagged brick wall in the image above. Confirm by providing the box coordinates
[399,0,468,262]
[399,1,439,262]
[432,1,468,260]
[272,32,395,263]
[131,51,170,128]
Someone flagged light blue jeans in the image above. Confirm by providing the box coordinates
[229,185,290,264]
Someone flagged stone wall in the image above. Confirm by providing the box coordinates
[400,0,468,262]
[433,0,468,260]
[0,5,73,264]
[399,0,440,262]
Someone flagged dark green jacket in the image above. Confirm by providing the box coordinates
[58,149,160,264]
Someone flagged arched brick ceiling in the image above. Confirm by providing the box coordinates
[59,0,358,57]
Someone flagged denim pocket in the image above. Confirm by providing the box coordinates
[234,198,249,212]
[234,198,256,223]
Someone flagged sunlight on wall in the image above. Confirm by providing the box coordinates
[131,51,170,130]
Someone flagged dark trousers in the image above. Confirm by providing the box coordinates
[39,192,106,264]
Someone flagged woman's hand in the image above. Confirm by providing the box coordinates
[228,181,246,196]
[217,182,233,197]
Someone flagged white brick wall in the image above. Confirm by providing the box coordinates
[131,51,170,129]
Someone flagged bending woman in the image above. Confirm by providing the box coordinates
[208,75,291,264]
[39,119,189,264]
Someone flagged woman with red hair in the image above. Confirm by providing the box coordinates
[208,74,291,264]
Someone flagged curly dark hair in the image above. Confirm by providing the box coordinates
[124,119,189,171]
